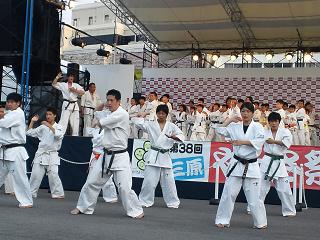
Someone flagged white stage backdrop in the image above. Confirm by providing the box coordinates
[83,64,134,104]
[142,68,320,112]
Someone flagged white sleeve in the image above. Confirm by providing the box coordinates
[26,126,43,138]
[0,112,22,128]
[249,124,265,151]
[81,93,86,107]
[54,124,64,139]
[172,124,185,142]
[281,129,293,149]
[215,126,232,138]
[52,81,62,91]
[131,117,148,132]
[100,111,126,130]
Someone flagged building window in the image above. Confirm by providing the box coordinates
[73,18,78,27]
[104,14,109,22]
[88,16,93,25]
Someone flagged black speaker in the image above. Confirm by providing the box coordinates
[0,0,61,86]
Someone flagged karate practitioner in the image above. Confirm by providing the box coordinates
[71,89,144,218]
[275,100,286,128]
[52,72,85,136]
[190,104,208,141]
[215,102,267,229]
[0,93,33,208]
[133,104,185,208]
[296,100,307,145]
[285,105,299,145]
[159,94,173,122]
[175,104,188,137]
[27,107,65,199]
[81,83,101,136]
[206,103,221,141]
[305,102,319,146]
[186,106,196,140]
[259,112,296,217]
[127,98,139,138]
[144,92,159,121]
[136,96,148,138]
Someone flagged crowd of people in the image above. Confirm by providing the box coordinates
[0,72,319,229]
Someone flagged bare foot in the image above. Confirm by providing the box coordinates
[70,208,82,215]
[19,205,33,209]
[133,213,144,219]
[105,200,118,203]
[216,224,229,228]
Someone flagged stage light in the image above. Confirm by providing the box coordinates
[285,52,294,61]
[46,0,66,10]
[120,58,132,64]
[71,37,86,48]
[304,52,312,62]
[265,50,274,61]
[230,51,238,61]
[244,51,253,62]
[212,51,220,61]
[192,52,201,62]
[96,45,110,57]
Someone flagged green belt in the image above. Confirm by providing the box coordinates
[264,152,283,181]
[151,146,170,163]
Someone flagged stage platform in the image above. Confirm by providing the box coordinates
[0,190,318,240]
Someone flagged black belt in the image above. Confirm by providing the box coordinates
[84,106,95,110]
[227,155,257,179]
[151,146,170,163]
[1,144,25,161]
[63,99,77,112]
[101,148,127,177]
[211,121,219,124]
[264,152,283,181]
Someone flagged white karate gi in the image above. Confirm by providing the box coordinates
[75,107,143,218]
[190,112,207,141]
[175,111,187,137]
[128,105,139,139]
[253,109,262,122]
[27,123,65,198]
[52,82,84,136]
[285,112,299,145]
[259,128,296,216]
[186,113,196,140]
[81,90,101,136]
[215,121,267,228]
[307,111,319,146]
[4,174,14,194]
[136,104,147,139]
[146,100,159,121]
[0,107,33,207]
[276,109,286,129]
[87,127,118,203]
[206,110,221,141]
[228,106,241,120]
[133,118,185,208]
[296,108,307,145]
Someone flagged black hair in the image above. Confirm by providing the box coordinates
[213,103,221,108]
[131,98,138,105]
[179,104,187,112]
[190,106,196,110]
[107,89,121,100]
[156,104,169,115]
[297,99,305,104]
[198,98,205,103]
[67,73,76,78]
[253,101,260,106]
[139,96,146,101]
[264,103,270,108]
[246,96,254,103]
[276,99,284,105]
[268,112,281,123]
[283,102,288,107]
[88,83,95,87]
[238,99,244,103]
[289,104,296,109]
[197,104,204,109]
[162,94,170,99]
[305,102,312,107]
[150,91,157,97]
[221,104,227,108]
[189,100,194,104]
[240,102,254,113]
[7,92,22,104]
[47,107,58,116]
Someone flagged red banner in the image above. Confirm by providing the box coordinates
[209,142,320,190]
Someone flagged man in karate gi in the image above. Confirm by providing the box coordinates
[27,107,65,199]
[206,103,221,141]
[52,72,84,136]
[133,104,184,208]
[215,102,267,229]
[0,93,33,208]
[295,99,307,145]
[71,89,143,218]
[190,104,208,141]
[259,112,296,217]
[136,96,147,138]
[81,83,101,136]
[275,99,286,128]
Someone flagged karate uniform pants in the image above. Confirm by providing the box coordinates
[76,157,143,218]
[215,176,267,228]
[190,132,206,141]
[260,176,296,217]
[206,128,216,141]
[305,130,311,146]
[0,159,33,207]
[289,129,299,145]
[309,127,319,146]
[83,114,94,137]
[130,124,138,139]
[102,176,118,202]
[297,129,306,145]
[4,174,14,194]
[139,165,180,208]
[29,163,64,198]
[59,109,79,136]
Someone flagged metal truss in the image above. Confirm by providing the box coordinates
[100,0,158,51]
[219,0,256,48]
